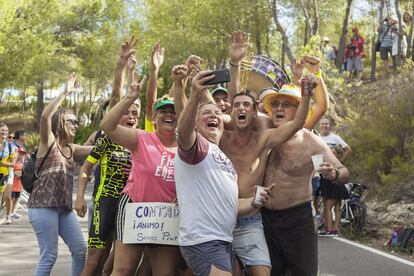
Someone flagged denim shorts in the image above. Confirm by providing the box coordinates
[232,213,271,268]
[347,56,363,72]
[312,176,321,197]
[180,240,232,276]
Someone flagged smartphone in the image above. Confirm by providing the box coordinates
[204,69,231,85]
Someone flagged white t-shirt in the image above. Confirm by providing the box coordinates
[320,133,348,149]
[174,133,238,246]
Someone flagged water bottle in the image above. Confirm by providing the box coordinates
[391,230,399,246]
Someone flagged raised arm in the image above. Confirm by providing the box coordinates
[109,37,137,108]
[263,75,317,149]
[228,31,251,100]
[302,56,329,129]
[171,65,188,119]
[146,42,165,119]
[176,71,214,150]
[289,58,305,84]
[100,77,146,152]
[39,73,77,150]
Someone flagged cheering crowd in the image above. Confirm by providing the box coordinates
[1,32,351,276]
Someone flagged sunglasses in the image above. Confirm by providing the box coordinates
[7,136,14,139]
[66,119,79,126]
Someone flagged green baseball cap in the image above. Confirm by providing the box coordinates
[152,97,175,113]
[211,86,228,96]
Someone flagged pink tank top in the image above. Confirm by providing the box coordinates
[122,129,176,203]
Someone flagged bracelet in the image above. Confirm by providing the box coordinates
[315,71,322,79]
[230,61,240,67]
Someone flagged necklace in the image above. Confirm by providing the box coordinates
[57,143,73,159]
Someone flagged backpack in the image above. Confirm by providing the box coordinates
[21,142,55,193]
[398,227,414,253]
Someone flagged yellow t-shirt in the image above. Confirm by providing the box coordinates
[0,143,16,175]
[145,116,155,133]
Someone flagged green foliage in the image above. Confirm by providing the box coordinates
[25,132,40,152]
[343,70,414,202]
[74,124,99,145]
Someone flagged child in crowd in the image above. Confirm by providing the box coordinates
[10,147,26,221]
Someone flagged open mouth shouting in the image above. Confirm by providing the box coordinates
[207,119,219,130]
[237,113,247,123]
[126,120,136,127]
[163,118,174,126]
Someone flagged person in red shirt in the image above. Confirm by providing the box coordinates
[10,147,26,220]
[345,27,365,81]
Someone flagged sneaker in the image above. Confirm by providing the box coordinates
[5,216,12,225]
[11,213,21,220]
[330,230,339,237]
[318,230,336,237]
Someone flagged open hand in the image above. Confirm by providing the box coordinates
[229,31,252,64]
[64,72,81,95]
[151,42,165,69]
[121,36,138,60]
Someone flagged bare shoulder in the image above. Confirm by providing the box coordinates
[254,113,273,131]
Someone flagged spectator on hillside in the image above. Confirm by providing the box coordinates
[345,27,365,81]
[321,37,336,64]
[317,118,352,237]
[378,18,395,71]
[390,19,408,64]
[319,118,351,163]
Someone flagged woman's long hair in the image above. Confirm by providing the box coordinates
[51,108,75,143]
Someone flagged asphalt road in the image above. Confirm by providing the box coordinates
[1,189,413,276]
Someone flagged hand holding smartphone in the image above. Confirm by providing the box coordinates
[203,69,231,85]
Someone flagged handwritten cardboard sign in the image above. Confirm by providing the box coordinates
[123,202,180,245]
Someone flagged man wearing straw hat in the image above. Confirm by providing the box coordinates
[260,84,350,276]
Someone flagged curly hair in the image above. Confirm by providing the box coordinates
[51,108,75,142]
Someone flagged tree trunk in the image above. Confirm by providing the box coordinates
[281,39,286,69]
[335,0,353,69]
[21,87,26,114]
[300,0,312,45]
[407,2,414,59]
[395,0,402,67]
[265,23,271,57]
[269,0,295,64]
[36,80,44,129]
[254,0,262,55]
[311,0,319,35]
[370,0,385,81]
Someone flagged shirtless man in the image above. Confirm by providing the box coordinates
[219,32,321,276]
[260,88,350,276]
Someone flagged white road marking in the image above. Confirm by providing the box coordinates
[334,236,414,267]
